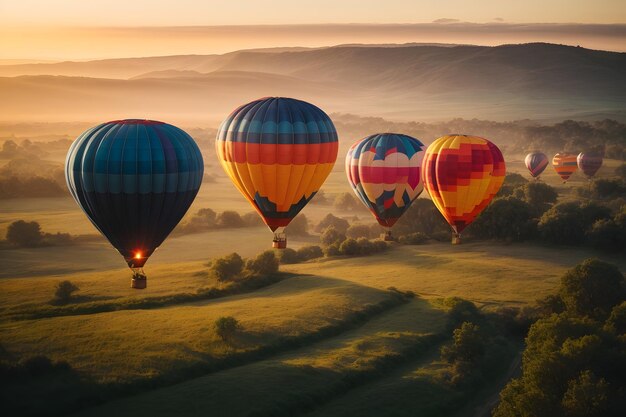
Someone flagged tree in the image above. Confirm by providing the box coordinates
[334,192,360,211]
[538,202,610,245]
[52,281,79,305]
[559,258,625,320]
[211,253,244,281]
[315,213,349,234]
[296,245,323,261]
[214,316,241,343]
[514,182,558,215]
[393,198,449,237]
[471,197,536,241]
[278,248,300,264]
[561,371,610,417]
[591,179,626,200]
[440,322,484,363]
[284,214,309,236]
[320,226,346,246]
[216,211,245,228]
[245,250,279,275]
[346,224,372,239]
[6,220,43,247]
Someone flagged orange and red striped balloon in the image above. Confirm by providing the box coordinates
[216,97,338,242]
[552,153,578,182]
[422,135,505,243]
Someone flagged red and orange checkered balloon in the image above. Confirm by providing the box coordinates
[422,135,506,241]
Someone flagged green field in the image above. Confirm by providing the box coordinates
[1,132,625,417]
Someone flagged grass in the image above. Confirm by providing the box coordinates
[0,274,403,383]
[284,242,626,307]
[71,298,447,417]
[1,150,624,416]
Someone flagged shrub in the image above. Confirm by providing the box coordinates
[398,232,428,244]
[214,316,241,342]
[285,214,309,236]
[51,281,79,305]
[339,238,360,256]
[296,245,323,261]
[320,226,346,246]
[211,253,244,281]
[324,242,341,257]
[315,213,349,234]
[6,220,43,247]
[278,248,300,264]
[586,219,623,251]
[443,297,481,329]
[246,250,279,276]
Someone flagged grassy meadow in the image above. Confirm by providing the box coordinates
[1,121,625,417]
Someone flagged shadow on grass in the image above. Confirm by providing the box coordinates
[4,272,299,321]
[2,289,415,417]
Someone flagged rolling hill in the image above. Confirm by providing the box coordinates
[1,43,625,123]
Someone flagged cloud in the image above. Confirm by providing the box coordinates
[432,18,460,24]
[493,17,504,22]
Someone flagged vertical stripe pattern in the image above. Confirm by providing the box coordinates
[65,119,204,267]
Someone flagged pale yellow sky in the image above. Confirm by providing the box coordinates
[1,1,625,60]
[1,0,625,26]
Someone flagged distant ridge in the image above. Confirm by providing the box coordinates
[0,43,624,122]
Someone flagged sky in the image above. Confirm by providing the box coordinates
[1,0,625,60]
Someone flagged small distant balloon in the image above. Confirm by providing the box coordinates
[65,119,204,286]
[552,153,578,182]
[422,135,505,244]
[577,152,603,178]
[524,152,548,179]
[345,133,426,233]
[216,97,338,248]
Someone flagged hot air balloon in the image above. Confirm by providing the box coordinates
[345,133,425,240]
[524,152,548,179]
[552,153,578,182]
[422,135,505,244]
[216,97,338,248]
[577,152,603,179]
[66,119,204,288]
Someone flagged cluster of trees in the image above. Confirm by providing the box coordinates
[494,259,626,417]
[0,176,66,199]
[333,114,625,159]
[175,208,264,235]
[278,245,324,264]
[210,250,279,281]
[4,220,73,248]
[451,174,626,251]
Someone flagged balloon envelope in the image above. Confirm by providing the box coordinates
[577,152,603,178]
[65,119,204,268]
[422,135,505,235]
[525,152,548,178]
[345,133,425,227]
[216,97,338,231]
[552,153,578,182]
